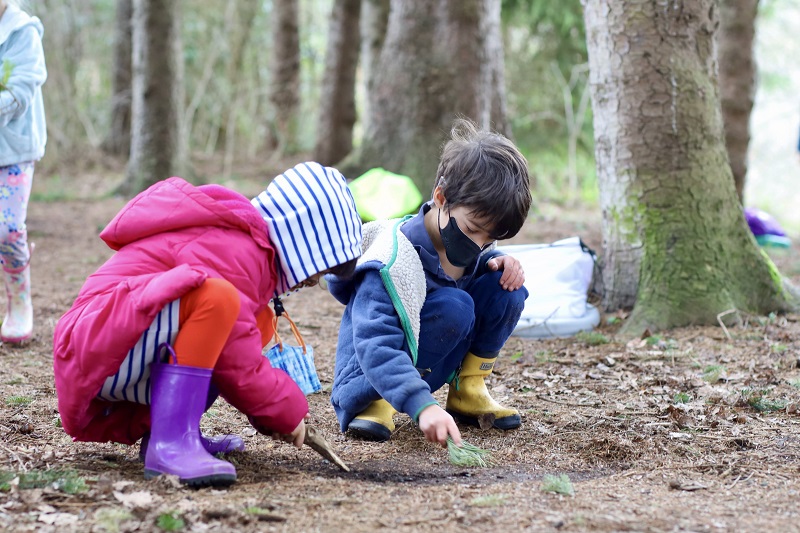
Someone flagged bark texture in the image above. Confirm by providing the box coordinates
[103,0,133,157]
[313,0,362,166]
[123,0,184,196]
[584,0,796,333]
[359,0,390,134]
[350,0,506,194]
[718,0,759,204]
[270,0,301,155]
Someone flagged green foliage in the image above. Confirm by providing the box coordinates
[469,494,507,507]
[95,508,134,533]
[540,473,574,496]
[739,388,786,413]
[673,392,692,404]
[574,331,609,346]
[0,469,88,494]
[502,0,595,205]
[510,351,524,362]
[5,396,32,406]
[702,365,726,383]
[789,379,800,389]
[156,512,185,531]
[447,438,495,468]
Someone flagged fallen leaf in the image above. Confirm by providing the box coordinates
[668,479,707,491]
[477,413,496,430]
[113,490,155,508]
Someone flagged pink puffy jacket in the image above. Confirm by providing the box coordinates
[53,178,308,444]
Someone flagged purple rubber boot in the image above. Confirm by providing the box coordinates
[138,384,245,461]
[143,361,237,487]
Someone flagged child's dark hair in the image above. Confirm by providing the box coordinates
[328,257,358,278]
[434,119,531,240]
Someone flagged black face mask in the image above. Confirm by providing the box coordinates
[438,209,490,268]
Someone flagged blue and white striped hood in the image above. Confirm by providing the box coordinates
[252,162,362,296]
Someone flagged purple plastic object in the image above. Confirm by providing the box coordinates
[745,207,787,237]
[143,362,237,487]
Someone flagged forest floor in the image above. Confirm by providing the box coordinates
[2,157,800,532]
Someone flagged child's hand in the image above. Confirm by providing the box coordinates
[270,415,309,449]
[418,405,462,447]
[487,255,525,291]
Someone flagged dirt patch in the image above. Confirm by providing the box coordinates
[2,164,800,532]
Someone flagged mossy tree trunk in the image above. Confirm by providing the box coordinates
[718,0,759,204]
[583,0,797,335]
[347,0,505,194]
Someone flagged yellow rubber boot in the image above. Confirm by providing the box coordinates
[446,353,521,430]
[347,399,397,441]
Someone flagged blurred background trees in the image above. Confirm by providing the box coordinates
[34,0,598,198]
[32,0,800,224]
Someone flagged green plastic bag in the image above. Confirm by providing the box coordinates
[349,168,423,221]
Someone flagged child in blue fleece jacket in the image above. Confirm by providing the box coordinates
[327,119,532,445]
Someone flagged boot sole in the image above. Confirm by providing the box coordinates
[144,469,237,488]
[346,419,391,442]
[1,333,32,344]
[447,410,522,430]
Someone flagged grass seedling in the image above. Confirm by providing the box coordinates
[740,388,786,413]
[574,331,609,346]
[5,396,32,406]
[540,473,575,496]
[447,437,494,468]
[469,494,507,507]
[95,508,134,533]
[702,365,726,383]
[0,469,87,494]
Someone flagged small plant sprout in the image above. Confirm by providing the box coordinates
[540,473,575,496]
[447,437,494,467]
[0,469,88,494]
[469,494,507,507]
[156,512,185,531]
[5,396,32,406]
[673,392,692,404]
[702,365,726,383]
[574,331,609,346]
[740,388,786,413]
[94,508,134,533]
[510,351,524,362]
[789,379,800,389]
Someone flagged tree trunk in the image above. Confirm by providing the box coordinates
[718,0,759,204]
[102,0,133,157]
[313,0,362,166]
[584,0,796,334]
[350,0,504,194]
[122,0,184,196]
[270,0,301,155]
[359,0,390,135]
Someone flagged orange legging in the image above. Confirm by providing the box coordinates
[173,278,274,368]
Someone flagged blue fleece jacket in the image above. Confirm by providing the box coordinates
[0,5,46,167]
[328,203,503,431]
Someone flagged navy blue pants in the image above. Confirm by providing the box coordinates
[415,270,528,392]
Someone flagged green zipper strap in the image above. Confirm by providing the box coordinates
[378,215,418,366]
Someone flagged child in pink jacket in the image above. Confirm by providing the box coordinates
[52,162,362,487]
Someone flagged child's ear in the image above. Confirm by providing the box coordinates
[432,185,446,209]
